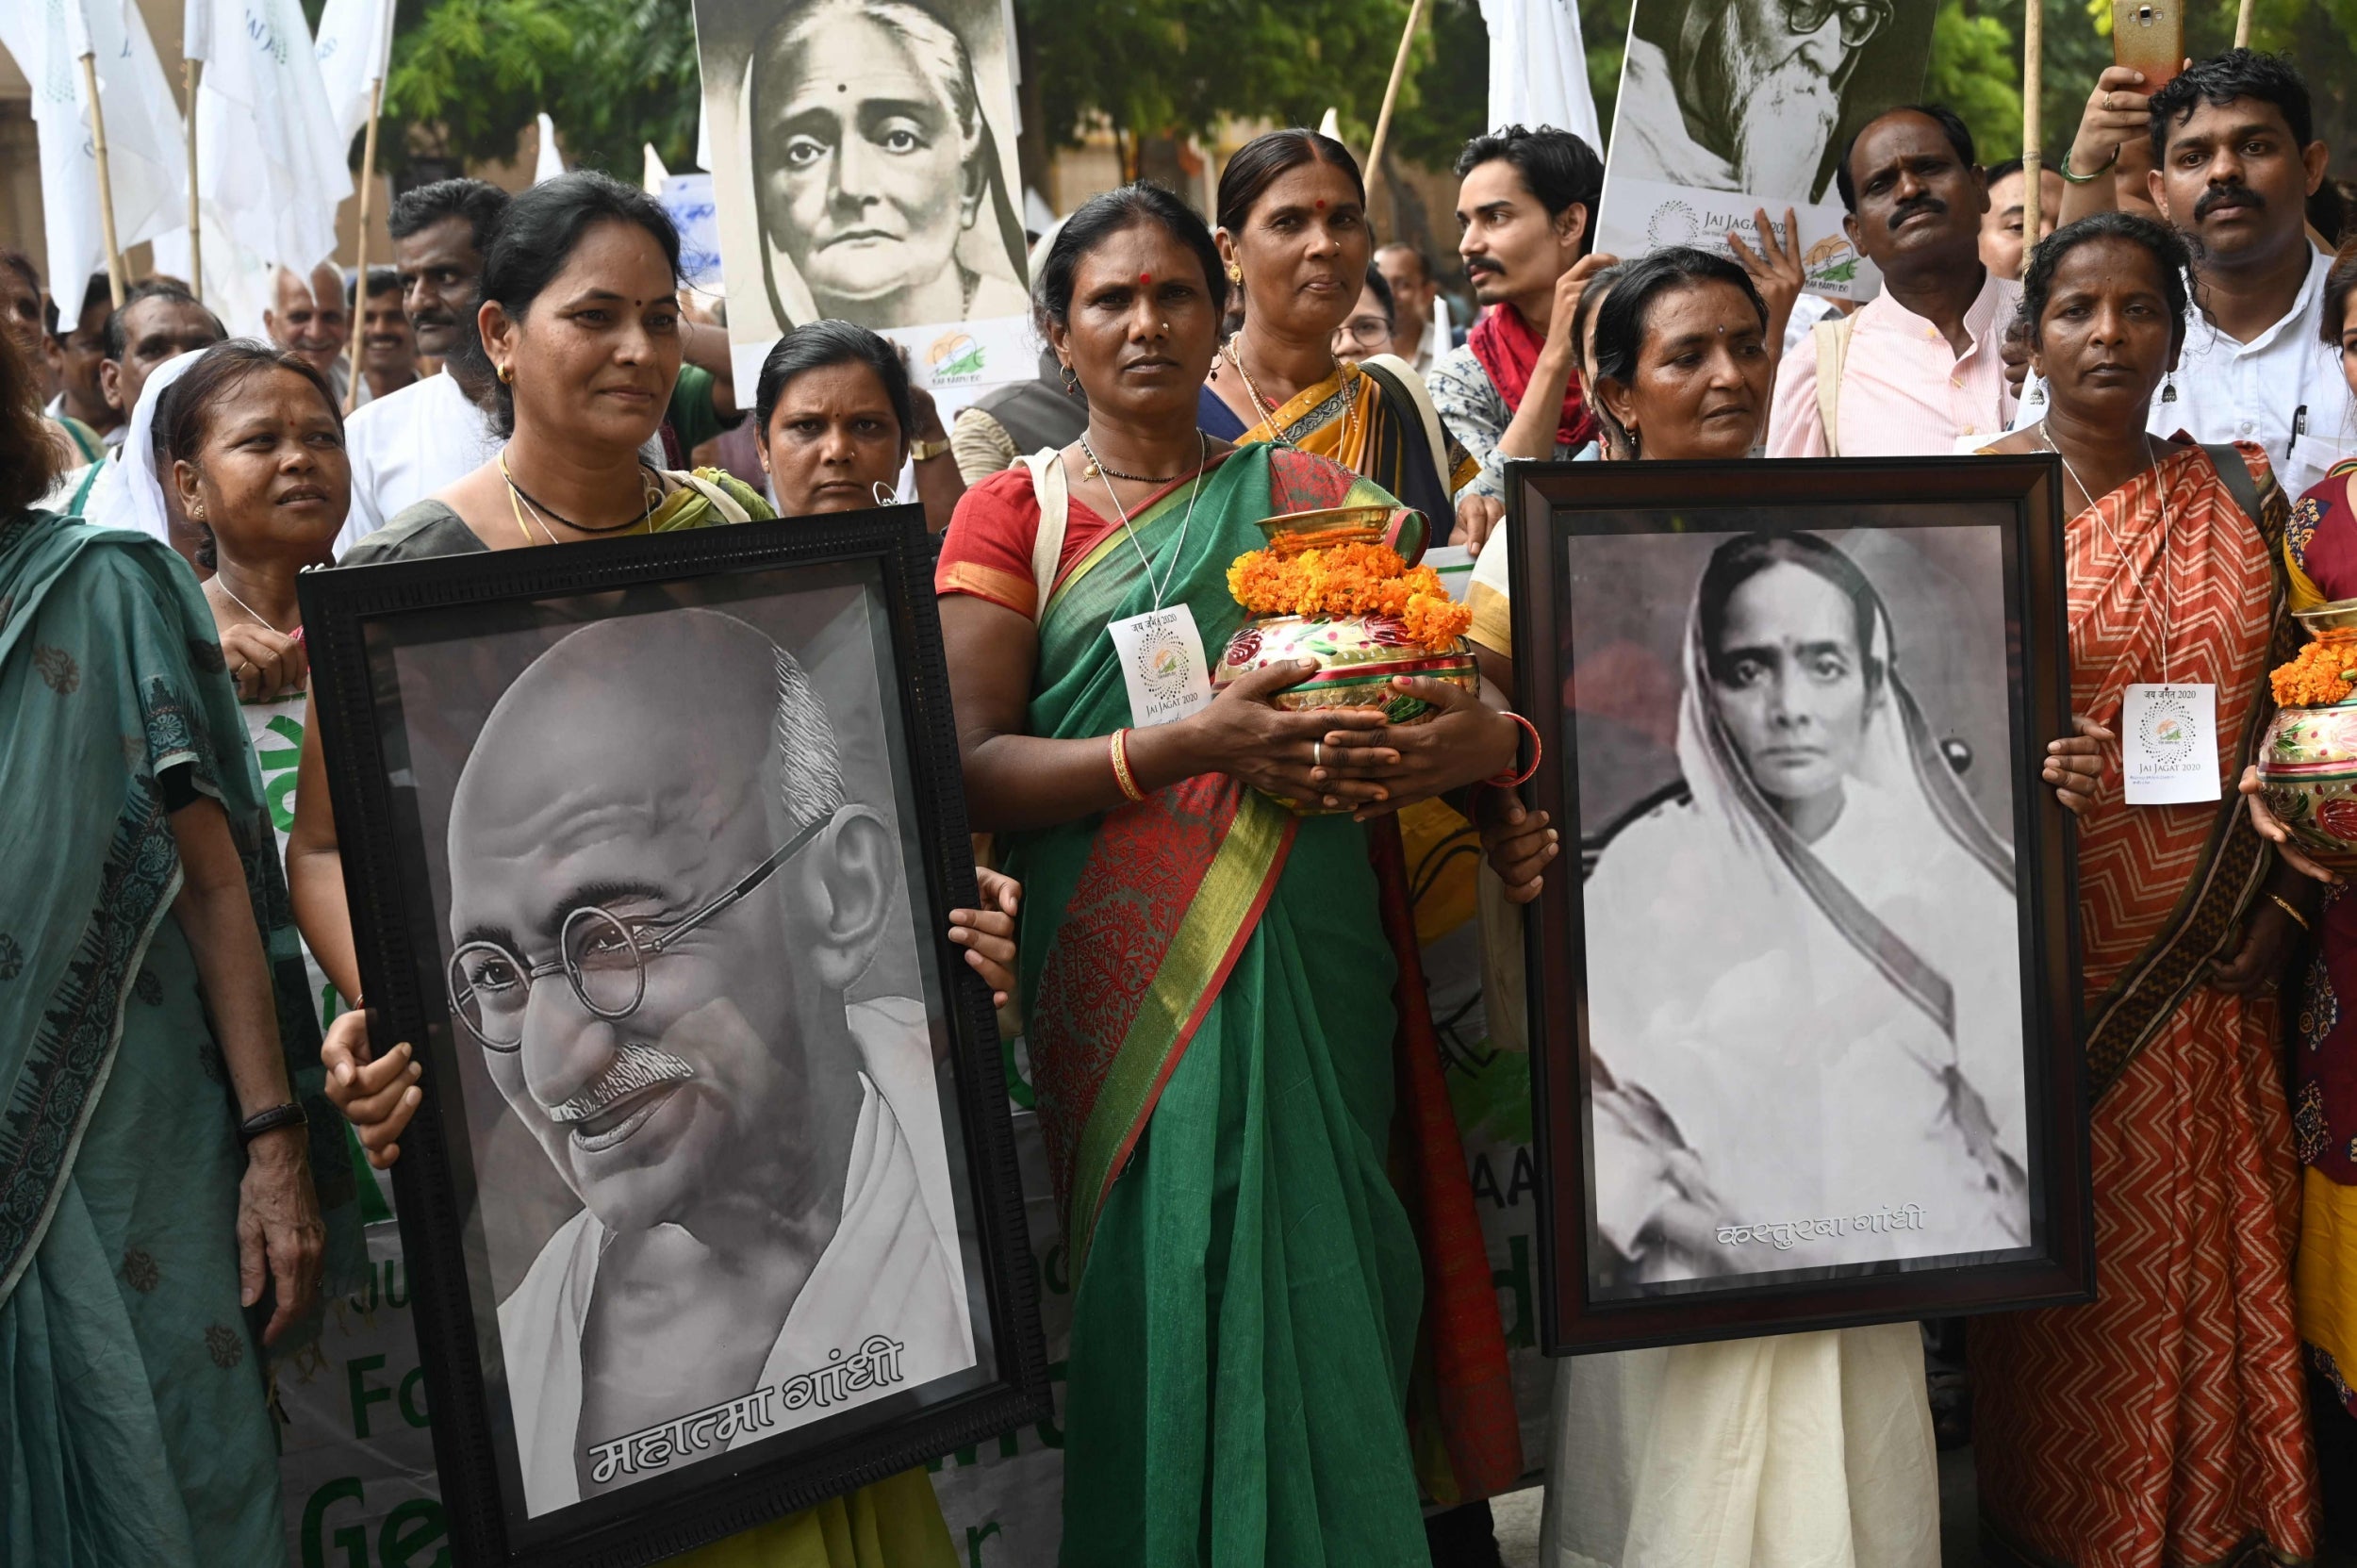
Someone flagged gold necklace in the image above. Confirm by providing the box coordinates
[1223,335,1358,453]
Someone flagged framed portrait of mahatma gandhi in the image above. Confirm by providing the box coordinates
[1591,0,1940,298]
[691,0,1034,414]
[299,507,1048,1565]
[1505,457,2094,1354]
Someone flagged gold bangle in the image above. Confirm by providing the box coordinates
[2267,892,2312,933]
[1110,728,1146,803]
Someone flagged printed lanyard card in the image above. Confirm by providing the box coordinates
[2120,682,2220,805]
[1108,604,1213,728]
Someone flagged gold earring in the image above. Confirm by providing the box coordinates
[497,362,513,385]
[1226,262,1244,284]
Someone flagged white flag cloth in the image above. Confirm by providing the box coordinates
[189,0,353,277]
[535,113,565,183]
[1477,0,1603,150]
[0,0,187,299]
[314,0,395,147]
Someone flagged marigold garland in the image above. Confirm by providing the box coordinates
[1228,538,1472,652]
[2272,626,2357,708]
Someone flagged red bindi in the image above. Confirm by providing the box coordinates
[1139,272,1152,285]
[1315,198,1327,209]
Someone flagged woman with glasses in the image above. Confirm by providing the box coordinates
[1199,129,1480,534]
[293,171,1009,1568]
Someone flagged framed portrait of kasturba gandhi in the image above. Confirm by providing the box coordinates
[300,507,1048,1565]
[1505,458,2095,1353]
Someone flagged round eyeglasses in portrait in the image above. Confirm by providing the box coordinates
[446,816,826,1050]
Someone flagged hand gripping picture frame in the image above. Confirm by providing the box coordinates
[300,505,1048,1564]
[1503,456,2094,1353]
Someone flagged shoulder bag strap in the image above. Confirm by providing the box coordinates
[1014,448,1070,625]
[2201,443,2266,533]
[1811,314,1854,458]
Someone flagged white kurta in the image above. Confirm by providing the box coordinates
[495,998,976,1516]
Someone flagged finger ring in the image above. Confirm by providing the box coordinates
[1313,740,1325,769]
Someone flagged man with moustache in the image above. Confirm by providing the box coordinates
[1770,105,2019,456]
[1428,125,1608,549]
[266,262,354,400]
[349,267,419,406]
[2017,52,2344,497]
[46,273,122,454]
[1616,0,1890,200]
[445,609,972,1514]
[46,280,226,519]
[338,178,742,552]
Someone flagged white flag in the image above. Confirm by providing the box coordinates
[313,0,395,148]
[190,0,354,276]
[534,112,565,183]
[1477,0,1603,150]
[0,0,187,300]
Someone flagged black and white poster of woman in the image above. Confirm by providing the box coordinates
[693,0,1032,414]
[1508,459,2093,1352]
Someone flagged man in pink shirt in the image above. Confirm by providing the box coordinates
[1769,104,2020,457]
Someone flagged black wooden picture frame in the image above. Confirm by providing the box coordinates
[1504,457,2093,1355]
[300,505,1049,1565]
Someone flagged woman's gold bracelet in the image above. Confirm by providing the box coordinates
[2267,892,2312,933]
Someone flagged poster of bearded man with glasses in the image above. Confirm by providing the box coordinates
[1595,0,1940,299]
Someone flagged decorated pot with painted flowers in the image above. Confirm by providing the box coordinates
[2257,598,2357,870]
[1213,503,1479,811]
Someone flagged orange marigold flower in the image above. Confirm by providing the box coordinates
[2272,637,2357,707]
[1228,540,1470,652]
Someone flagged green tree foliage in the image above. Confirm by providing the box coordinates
[1014,0,1426,151]
[381,0,699,176]
[1925,1,2023,164]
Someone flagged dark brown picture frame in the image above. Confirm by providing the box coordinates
[299,505,1048,1565]
[1504,456,2093,1355]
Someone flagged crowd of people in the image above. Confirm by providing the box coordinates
[4,38,2357,1568]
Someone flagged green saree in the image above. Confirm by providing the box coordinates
[990,444,1431,1565]
[0,510,362,1567]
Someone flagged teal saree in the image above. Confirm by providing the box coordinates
[0,510,361,1567]
[976,445,1433,1566]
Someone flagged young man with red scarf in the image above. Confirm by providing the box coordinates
[1428,124,1613,551]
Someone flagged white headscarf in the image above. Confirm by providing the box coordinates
[78,345,209,543]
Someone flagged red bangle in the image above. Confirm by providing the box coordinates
[1110,727,1146,802]
[1483,711,1542,789]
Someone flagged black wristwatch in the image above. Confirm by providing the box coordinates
[238,1100,308,1146]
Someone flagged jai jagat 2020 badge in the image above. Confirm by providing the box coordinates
[2121,682,2221,805]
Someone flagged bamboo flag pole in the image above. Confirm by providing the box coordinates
[344,72,385,414]
[1363,0,1429,238]
[183,58,203,303]
[2022,0,2044,245]
[77,51,127,306]
[2235,0,2255,47]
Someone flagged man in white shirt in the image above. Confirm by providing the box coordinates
[335,179,513,552]
[266,262,353,404]
[2014,52,2345,497]
[1375,242,1449,375]
[444,609,973,1515]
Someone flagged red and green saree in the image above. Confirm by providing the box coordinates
[939,443,1433,1566]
